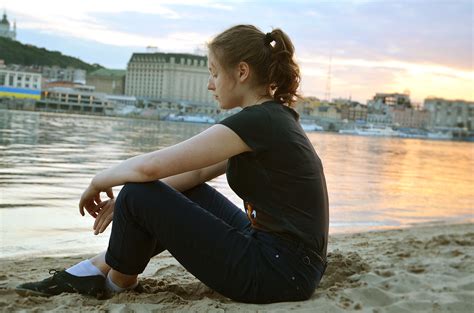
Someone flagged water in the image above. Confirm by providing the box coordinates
[1,110,473,257]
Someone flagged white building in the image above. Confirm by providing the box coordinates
[0,64,42,100]
[424,98,474,130]
[39,86,113,114]
[42,66,86,84]
[0,11,16,40]
[368,92,411,112]
[125,52,215,107]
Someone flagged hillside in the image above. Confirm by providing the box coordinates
[0,37,103,72]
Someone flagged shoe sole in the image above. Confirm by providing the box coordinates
[15,287,54,297]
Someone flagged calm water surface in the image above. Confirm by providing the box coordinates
[1,110,473,257]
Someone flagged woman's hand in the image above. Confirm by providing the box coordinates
[79,184,114,218]
[93,198,115,235]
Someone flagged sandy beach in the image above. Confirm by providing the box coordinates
[1,222,473,312]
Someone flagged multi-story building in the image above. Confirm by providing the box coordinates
[43,80,80,89]
[424,98,474,130]
[0,63,41,100]
[368,92,411,112]
[340,103,367,122]
[366,112,392,125]
[0,11,16,40]
[309,105,341,120]
[38,86,112,114]
[42,66,86,84]
[125,52,214,107]
[87,69,126,95]
[391,107,430,129]
[295,96,322,115]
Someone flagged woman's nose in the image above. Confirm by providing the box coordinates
[207,76,215,90]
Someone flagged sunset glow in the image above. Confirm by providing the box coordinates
[1,0,472,103]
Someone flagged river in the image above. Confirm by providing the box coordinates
[1,110,472,257]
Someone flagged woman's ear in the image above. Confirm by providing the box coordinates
[237,61,250,82]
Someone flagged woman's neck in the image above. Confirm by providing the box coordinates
[241,94,273,108]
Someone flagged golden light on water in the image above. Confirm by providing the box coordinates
[309,133,474,232]
[1,112,473,256]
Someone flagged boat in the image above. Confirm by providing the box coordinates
[339,125,400,137]
[397,129,453,140]
[165,114,216,124]
[426,131,453,140]
[300,122,324,132]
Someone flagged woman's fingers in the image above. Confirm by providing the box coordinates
[94,211,112,235]
[79,199,85,216]
[83,200,98,218]
[97,215,113,235]
[79,185,112,217]
[94,194,101,205]
[106,188,114,199]
[91,201,106,220]
[92,201,108,227]
[93,199,115,234]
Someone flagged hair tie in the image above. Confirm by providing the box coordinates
[264,32,274,45]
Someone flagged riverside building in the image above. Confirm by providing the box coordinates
[38,85,113,114]
[424,98,474,130]
[42,66,86,85]
[87,69,126,95]
[125,52,215,109]
[368,93,412,112]
[0,63,41,100]
[391,107,430,129]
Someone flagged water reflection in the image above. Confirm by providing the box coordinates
[309,132,474,231]
[1,110,473,257]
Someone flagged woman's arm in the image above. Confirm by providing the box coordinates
[91,161,227,234]
[80,124,248,216]
[161,160,227,192]
[91,125,245,189]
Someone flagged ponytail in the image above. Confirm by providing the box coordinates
[265,29,301,107]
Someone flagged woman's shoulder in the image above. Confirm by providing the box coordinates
[221,101,297,129]
[251,101,299,121]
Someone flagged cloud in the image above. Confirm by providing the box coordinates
[2,0,472,102]
[298,55,474,102]
[1,0,227,47]
[300,55,473,81]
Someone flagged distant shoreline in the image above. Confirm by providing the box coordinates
[2,107,473,142]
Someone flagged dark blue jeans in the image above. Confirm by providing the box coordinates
[105,181,325,303]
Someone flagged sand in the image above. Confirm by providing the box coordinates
[1,222,473,312]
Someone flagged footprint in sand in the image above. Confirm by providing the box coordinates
[407,264,426,274]
[319,251,370,290]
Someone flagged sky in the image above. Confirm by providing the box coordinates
[1,0,472,104]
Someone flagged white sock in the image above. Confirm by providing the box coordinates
[105,274,138,293]
[65,259,105,277]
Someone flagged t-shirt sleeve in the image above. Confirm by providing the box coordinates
[219,106,271,153]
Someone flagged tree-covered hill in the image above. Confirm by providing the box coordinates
[0,37,103,72]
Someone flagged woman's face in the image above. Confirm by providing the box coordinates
[207,51,243,110]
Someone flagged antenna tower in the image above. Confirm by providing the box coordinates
[324,53,332,103]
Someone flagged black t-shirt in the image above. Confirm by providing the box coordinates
[219,101,329,255]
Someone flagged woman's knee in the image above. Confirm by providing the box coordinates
[119,181,152,196]
[116,182,140,208]
[115,182,156,215]
[116,181,177,214]
[118,181,166,200]
[182,183,211,199]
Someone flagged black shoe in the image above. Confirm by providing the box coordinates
[15,269,107,299]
